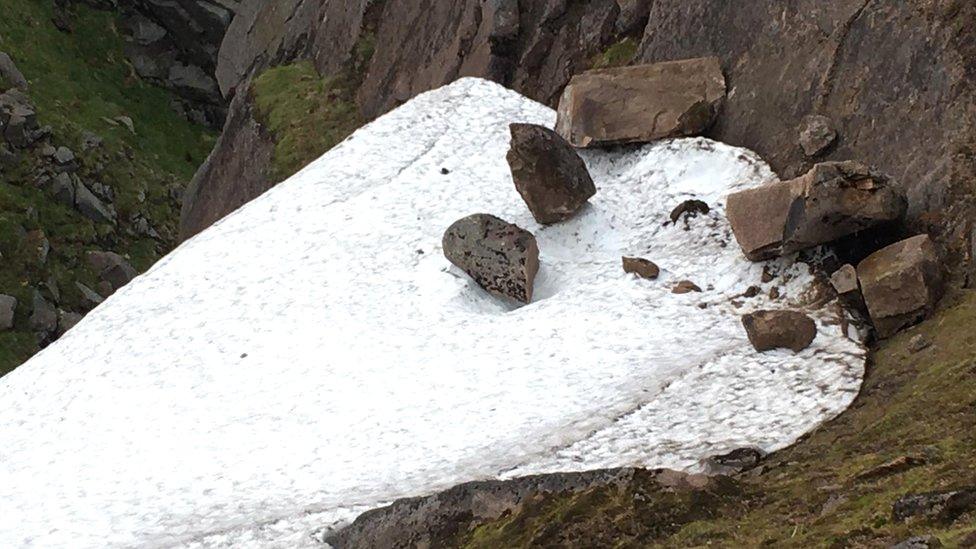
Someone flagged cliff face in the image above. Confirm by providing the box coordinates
[181,0,976,277]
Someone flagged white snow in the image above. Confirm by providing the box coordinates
[0,78,864,548]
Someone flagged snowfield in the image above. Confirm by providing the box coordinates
[0,79,865,548]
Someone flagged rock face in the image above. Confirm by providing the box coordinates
[0,294,16,331]
[727,161,906,261]
[857,235,944,338]
[622,257,659,280]
[325,468,739,549]
[555,58,726,147]
[442,214,539,303]
[741,310,817,353]
[506,123,596,224]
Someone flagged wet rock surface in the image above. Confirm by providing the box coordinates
[857,235,944,339]
[741,310,817,353]
[442,214,539,303]
[555,58,726,147]
[506,123,595,224]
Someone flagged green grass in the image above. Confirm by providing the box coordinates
[453,290,976,547]
[251,30,375,183]
[591,37,639,70]
[0,0,215,375]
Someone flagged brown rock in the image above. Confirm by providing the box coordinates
[672,280,701,294]
[555,57,726,148]
[725,179,794,261]
[830,264,859,296]
[857,235,944,339]
[854,455,925,482]
[86,251,138,294]
[507,123,596,224]
[782,162,906,254]
[799,114,837,157]
[726,162,906,261]
[442,214,540,303]
[741,310,817,353]
[622,257,659,280]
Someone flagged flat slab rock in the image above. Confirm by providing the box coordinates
[555,57,726,148]
[442,213,539,303]
[741,310,817,353]
[857,234,944,339]
[726,161,906,261]
[507,123,595,224]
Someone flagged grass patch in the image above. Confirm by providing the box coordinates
[251,29,376,183]
[590,37,639,70]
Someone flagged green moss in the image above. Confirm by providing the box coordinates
[591,38,639,70]
[251,28,376,183]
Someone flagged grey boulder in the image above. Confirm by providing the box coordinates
[29,290,58,335]
[86,250,137,294]
[555,57,726,148]
[443,214,539,303]
[0,294,16,331]
[507,123,595,224]
[0,52,28,90]
[75,182,117,225]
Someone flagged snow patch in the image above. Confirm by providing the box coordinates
[0,78,864,548]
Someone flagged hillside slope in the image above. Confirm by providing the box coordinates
[0,0,213,373]
[0,79,866,548]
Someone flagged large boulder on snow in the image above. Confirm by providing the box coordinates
[555,58,726,147]
[727,161,906,261]
[442,213,540,303]
[741,310,817,353]
[857,235,944,338]
[507,123,595,224]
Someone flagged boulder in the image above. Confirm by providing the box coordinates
[670,199,710,225]
[830,264,859,297]
[0,294,16,331]
[0,89,38,148]
[799,114,837,157]
[891,536,943,549]
[892,487,976,523]
[622,257,659,280]
[75,182,117,225]
[741,310,817,353]
[0,52,28,90]
[701,447,766,476]
[672,280,702,294]
[29,290,58,335]
[442,214,540,303]
[48,172,76,207]
[86,250,138,293]
[53,146,76,169]
[75,282,104,310]
[727,162,906,261]
[782,162,906,253]
[725,180,794,261]
[57,310,83,336]
[555,57,726,147]
[506,123,596,224]
[857,235,944,338]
